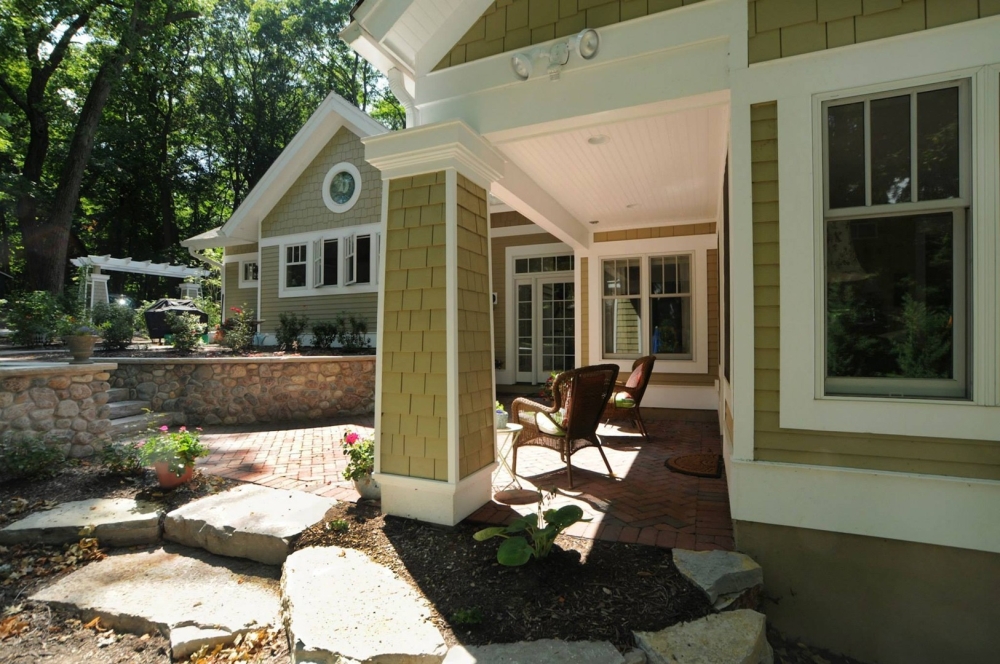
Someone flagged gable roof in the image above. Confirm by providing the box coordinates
[182,92,389,249]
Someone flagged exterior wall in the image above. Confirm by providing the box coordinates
[456,175,496,479]
[580,256,589,366]
[437,0,708,69]
[593,222,715,243]
[223,261,258,316]
[735,520,1000,664]
[748,0,999,64]
[491,210,533,227]
[110,357,374,426]
[258,245,378,337]
[749,101,1000,480]
[226,243,258,256]
[380,172,450,481]
[261,127,381,239]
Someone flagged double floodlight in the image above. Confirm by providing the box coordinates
[510,29,600,81]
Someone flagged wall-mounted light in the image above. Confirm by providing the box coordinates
[510,29,600,81]
[511,53,532,80]
[575,29,600,59]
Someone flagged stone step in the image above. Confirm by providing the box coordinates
[445,640,627,663]
[107,387,131,403]
[108,411,174,439]
[107,400,151,420]
[164,484,336,565]
[635,610,773,664]
[0,498,161,548]
[31,544,281,660]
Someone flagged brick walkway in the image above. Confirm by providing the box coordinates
[196,413,732,551]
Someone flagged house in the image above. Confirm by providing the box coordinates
[327,1,998,663]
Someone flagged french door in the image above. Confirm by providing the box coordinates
[515,276,575,383]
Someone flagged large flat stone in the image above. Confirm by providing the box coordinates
[635,610,772,664]
[672,549,763,605]
[31,545,281,659]
[444,640,625,663]
[164,484,335,565]
[283,546,447,663]
[0,498,161,547]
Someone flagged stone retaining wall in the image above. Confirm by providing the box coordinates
[109,356,376,426]
[0,363,116,457]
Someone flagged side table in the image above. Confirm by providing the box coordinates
[493,423,538,505]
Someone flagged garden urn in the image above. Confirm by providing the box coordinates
[66,335,98,364]
[354,474,381,501]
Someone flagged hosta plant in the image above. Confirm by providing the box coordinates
[474,504,589,566]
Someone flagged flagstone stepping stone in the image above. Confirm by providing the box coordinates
[31,544,280,660]
[0,498,161,547]
[671,549,763,609]
[282,546,447,663]
[635,610,773,664]
[444,640,626,663]
[164,484,336,565]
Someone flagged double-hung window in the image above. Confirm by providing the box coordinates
[823,80,969,399]
[285,244,307,289]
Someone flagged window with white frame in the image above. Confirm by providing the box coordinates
[239,260,258,288]
[602,254,694,360]
[346,234,372,285]
[823,79,969,399]
[285,244,307,289]
[313,238,339,287]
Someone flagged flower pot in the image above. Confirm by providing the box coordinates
[153,462,195,489]
[495,411,508,430]
[66,335,98,364]
[353,474,381,501]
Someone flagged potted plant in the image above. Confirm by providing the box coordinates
[342,430,379,500]
[139,425,209,488]
[495,401,508,429]
[59,317,101,364]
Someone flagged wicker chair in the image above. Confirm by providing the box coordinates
[602,356,656,441]
[510,364,620,488]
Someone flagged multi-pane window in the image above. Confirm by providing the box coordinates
[241,261,258,283]
[285,245,307,288]
[515,255,574,274]
[823,80,968,398]
[345,234,372,285]
[649,255,692,359]
[602,258,641,356]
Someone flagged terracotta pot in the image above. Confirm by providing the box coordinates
[153,462,195,489]
[353,474,381,501]
[66,335,98,364]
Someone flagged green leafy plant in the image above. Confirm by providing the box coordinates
[221,305,256,354]
[450,607,483,626]
[92,302,136,351]
[539,371,561,402]
[6,291,63,347]
[276,312,309,351]
[327,519,350,533]
[0,437,66,482]
[139,425,209,477]
[474,503,589,566]
[311,321,340,350]
[337,313,368,352]
[165,312,205,353]
[100,440,145,476]
[341,429,374,481]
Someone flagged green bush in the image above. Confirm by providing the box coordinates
[92,302,136,351]
[165,312,204,353]
[221,305,256,354]
[311,321,339,350]
[100,440,145,476]
[276,312,309,351]
[6,291,63,347]
[0,437,66,482]
[338,313,369,352]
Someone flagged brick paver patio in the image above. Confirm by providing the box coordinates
[196,411,732,551]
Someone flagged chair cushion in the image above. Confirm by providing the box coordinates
[536,410,567,436]
[612,391,636,409]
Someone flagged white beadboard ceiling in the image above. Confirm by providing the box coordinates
[495,104,729,229]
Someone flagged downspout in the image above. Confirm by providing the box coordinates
[386,67,416,128]
[188,247,222,270]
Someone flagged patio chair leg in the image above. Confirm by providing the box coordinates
[634,409,649,442]
[595,442,615,480]
[512,445,518,475]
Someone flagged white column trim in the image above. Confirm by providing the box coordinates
[445,168,460,486]
[373,182,390,476]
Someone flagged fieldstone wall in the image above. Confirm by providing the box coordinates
[109,357,375,426]
[0,363,116,458]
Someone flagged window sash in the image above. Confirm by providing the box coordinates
[345,235,356,285]
[242,261,258,283]
[285,244,307,289]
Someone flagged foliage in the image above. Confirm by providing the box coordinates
[890,294,953,379]
[139,425,208,476]
[165,311,205,352]
[276,312,309,351]
[337,313,368,352]
[0,438,67,482]
[474,502,589,566]
[91,302,136,350]
[539,372,561,402]
[5,291,64,346]
[449,607,483,626]
[56,315,100,337]
[100,440,145,476]
[311,320,339,350]
[221,305,256,353]
[326,519,349,533]
[341,429,374,481]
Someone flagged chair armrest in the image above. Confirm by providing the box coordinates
[511,397,556,420]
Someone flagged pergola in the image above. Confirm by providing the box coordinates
[70,255,210,308]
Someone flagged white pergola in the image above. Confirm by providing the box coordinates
[70,255,210,308]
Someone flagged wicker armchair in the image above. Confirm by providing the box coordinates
[510,364,620,488]
[602,356,656,441]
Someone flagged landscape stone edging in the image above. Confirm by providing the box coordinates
[109,355,375,426]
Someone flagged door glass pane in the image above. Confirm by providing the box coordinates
[541,281,575,375]
[870,95,911,205]
[917,87,960,201]
[827,102,866,209]
[517,284,533,374]
[651,296,691,357]
[826,212,956,390]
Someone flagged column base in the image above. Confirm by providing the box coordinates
[374,463,496,526]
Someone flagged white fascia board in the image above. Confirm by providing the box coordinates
[350,0,416,43]
[490,162,588,252]
[340,21,412,76]
[412,0,496,77]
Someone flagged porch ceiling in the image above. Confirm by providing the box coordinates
[492,103,729,230]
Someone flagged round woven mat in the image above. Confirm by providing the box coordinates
[665,453,723,478]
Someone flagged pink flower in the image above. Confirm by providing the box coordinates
[159,425,169,432]
[344,432,360,445]
[196,427,203,432]
[231,307,242,314]
[179,426,187,432]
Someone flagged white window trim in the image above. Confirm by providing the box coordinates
[282,243,309,292]
[777,63,1000,441]
[322,161,363,213]
[266,224,380,298]
[588,234,714,376]
[238,258,259,289]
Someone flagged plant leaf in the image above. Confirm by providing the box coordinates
[496,536,534,566]
[544,504,585,529]
[473,527,509,541]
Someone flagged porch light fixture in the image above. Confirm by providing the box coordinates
[575,29,600,59]
[588,134,610,145]
[510,29,600,81]
[511,53,532,80]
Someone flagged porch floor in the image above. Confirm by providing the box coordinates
[196,414,732,551]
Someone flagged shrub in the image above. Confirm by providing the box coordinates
[92,302,136,351]
[0,437,66,482]
[311,321,339,350]
[139,425,209,477]
[6,291,63,347]
[165,312,204,353]
[276,312,309,351]
[221,305,256,354]
[341,430,374,481]
[338,313,369,352]
[100,440,145,476]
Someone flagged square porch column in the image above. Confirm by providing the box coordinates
[364,121,505,525]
